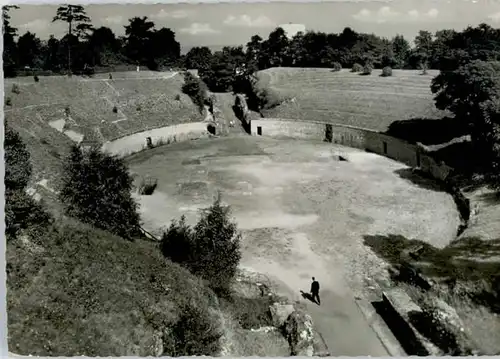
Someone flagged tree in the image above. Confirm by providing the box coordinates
[160,194,242,295]
[124,16,155,65]
[190,194,242,294]
[412,30,434,69]
[246,35,263,71]
[87,26,122,67]
[262,27,290,68]
[392,35,411,68]
[52,5,92,75]
[3,5,19,77]
[184,46,212,71]
[17,32,43,69]
[4,126,51,239]
[59,145,141,239]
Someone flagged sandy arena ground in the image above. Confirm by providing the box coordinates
[126,136,460,355]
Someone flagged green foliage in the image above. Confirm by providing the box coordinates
[160,194,242,295]
[182,71,208,111]
[332,62,342,72]
[381,66,393,77]
[59,145,141,239]
[351,63,363,72]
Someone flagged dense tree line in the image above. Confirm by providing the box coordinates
[2,5,181,76]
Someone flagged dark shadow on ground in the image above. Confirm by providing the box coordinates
[394,168,447,192]
[300,290,319,305]
[371,300,429,356]
[407,310,466,355]
[385,117,467,146]
[363,234,500,313]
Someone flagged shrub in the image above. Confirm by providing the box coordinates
[4,126,52,239]
[166,303,222,356]
[59,145,141,240]
[351,63,363,72]
[362,64,373,75]
[11,84,20,94]
[109,73,113,80]
[182,71,208,112]
[136,105,142,112]
[382,66,393,77]
[6,97,12,106]
[175,94,181,101]
[34,75,39,82]
[160,194,242,295]
[112,106,118,113]
[332,62,342,72]
[137,177,158,195]
[64,106,71,116]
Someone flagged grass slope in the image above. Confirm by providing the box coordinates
[254,67,448,131]
[6,219,220,356]
[4,72,202,189]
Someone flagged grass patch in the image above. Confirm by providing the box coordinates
[7,218,222,356]
[220,294,277,330]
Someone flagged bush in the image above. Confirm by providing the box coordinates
[6,97,12,106]
[362,64,373,75]
[137,177,158,195]
[160,194,242,295]
[351,63,363,72]
[381,66,393,77]
[59,145,141,240]
[112,106,118,113]
[4,126,51,239]
[34,75,39,82]
[332,62,342,72]
[166,303,222,356]
[175,94,181,101]
[11,84,20,94]
[65,106,71,116]
[182,72,208,112]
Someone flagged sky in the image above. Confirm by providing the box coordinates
[7,0,500,52]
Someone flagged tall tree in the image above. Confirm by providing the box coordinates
[52,5,92,75]
[391,35,411,68]
[124,16,155,65]
[148,27,181,69]
[184,46,213,71]
[17,31,43,69]
[2,5,19,77]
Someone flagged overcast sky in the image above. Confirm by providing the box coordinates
[8,0,500,51]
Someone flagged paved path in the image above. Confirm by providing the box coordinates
[301,289,390,356]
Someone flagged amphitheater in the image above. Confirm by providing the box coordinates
[5,68,500,356]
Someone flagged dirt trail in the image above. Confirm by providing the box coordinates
[211,93,247,135]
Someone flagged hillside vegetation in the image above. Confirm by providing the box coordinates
[253,68,448,131]
[4,72,202,187]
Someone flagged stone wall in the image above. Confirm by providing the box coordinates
[101,122,209,158]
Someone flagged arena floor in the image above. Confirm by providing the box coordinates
[126,136,460,355]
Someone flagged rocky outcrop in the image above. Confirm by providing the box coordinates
[284,310,315,356]
[269,303,295,328]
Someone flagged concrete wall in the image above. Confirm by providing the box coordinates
[251,119,422,167]
[251,119,458,181]
[101,122,209,158]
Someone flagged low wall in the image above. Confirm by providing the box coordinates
[101,122,209,157]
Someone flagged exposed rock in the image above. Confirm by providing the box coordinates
[269,303,295,328]
[284,310,315,356]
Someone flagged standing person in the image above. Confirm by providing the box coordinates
[311,277,320,305]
